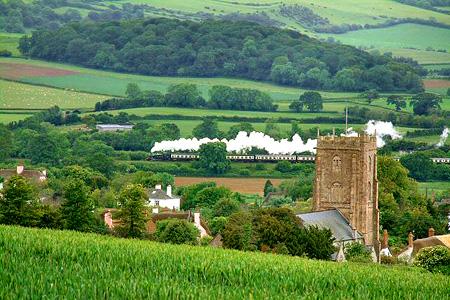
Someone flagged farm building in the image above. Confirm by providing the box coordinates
[148,185,181,211]
[0,164,47,189]
[96,124,133,132]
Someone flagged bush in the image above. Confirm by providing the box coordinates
[255,163,266,171]
[345,243,373,263]
[275,161,292,173]
[0,50,12,57]
[155,218,199,245]
[209,216,228,235]
[414,246,450,275]
[199,236,213,246]
[239,169,251,176]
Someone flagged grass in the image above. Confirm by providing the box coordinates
[0,79,108,110]
[0,112,33,123]
[0,33,22,57]
[418,181,450,193]
[1,225,449,299]
[387,48,450,65]
[0,57,357,101]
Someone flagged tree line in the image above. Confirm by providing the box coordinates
[19,18,424,92]
[95,83,277,112]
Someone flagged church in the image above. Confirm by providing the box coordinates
[297,133,380,261]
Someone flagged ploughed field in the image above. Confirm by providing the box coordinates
[175,177,283,195]
[0,226,449,299]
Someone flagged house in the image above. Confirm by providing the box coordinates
[0,164,47,189]
[96,124,134,132]
[148,184,181,210]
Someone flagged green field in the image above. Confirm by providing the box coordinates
[0,33,22,57]
[419,181,450,193]
[1,226,448,299]
[0,79,108,110]
[0,58,357,101]
[0,112,33,123]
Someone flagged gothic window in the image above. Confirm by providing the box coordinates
[332,155,341,172]
[368,181,373,203]
[330,182,343,203]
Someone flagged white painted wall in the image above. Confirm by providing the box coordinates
[149,197,181,210]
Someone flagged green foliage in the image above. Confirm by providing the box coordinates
[213,198,240,217]
[209,85,276,112]
[360,89,379,104]
[386,95,407,111]
[155,218,199,245]
[227,122,254,139]
[61,178,94,232]
[263,180,276,197]
[198,142,230,174]
[345,243,372,263]
[165,84,204,108]
[192,118,222,139]
[280,173,314,200]
[116,184,148,238]
[179,182,216,210]
[209,216,228,235]
[195,186,232,208]
[289,99,304,112]
[266,196,293,208]
[275,161,292,173]
[299,91,323,112]
[0,175,37,226]
[410,92,443,115]
[125,83,142,100]
[414,246,450,275]
[0,124,13,161]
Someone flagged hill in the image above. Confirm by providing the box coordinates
[19,18,424,92]
[1,225,449,299]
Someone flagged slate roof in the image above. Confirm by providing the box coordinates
[297,209,363,242]
[148,189,179,200]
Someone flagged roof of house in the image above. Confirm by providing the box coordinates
[413,234,450,255]
[148,189,179,200]
[0,169,46,181]
[297,209,363,242]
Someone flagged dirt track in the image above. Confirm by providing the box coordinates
[174,177,283,195]
[0,62,78,80]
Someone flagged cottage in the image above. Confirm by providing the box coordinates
[0,164,47,189]
[148,184,181,210]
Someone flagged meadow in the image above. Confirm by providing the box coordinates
[0,58,356,100]
[1,225,449,299]
[0,33,21,56]
[419,181,450,194]
[0,79,108,110]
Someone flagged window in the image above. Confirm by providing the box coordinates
[330,182,343,203]
[155,200,160,206]
[332,156,341,172]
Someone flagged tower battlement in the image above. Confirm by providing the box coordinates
[317,134,377,149]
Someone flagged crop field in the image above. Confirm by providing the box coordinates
[0,33,22,57]
[1,226,449,299]
[418,181,450,194]
[0,112,33,124]
[0,79,108,110]
[0,58,356,101]
[175,177,283,195]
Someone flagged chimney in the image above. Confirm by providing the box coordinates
[194,212,201,227]
[155,184,162,190]
[428,227,435,237]
[408,232,414,248]
[16,164,24,175]
[382,229,389,249]
[167,185,172,197]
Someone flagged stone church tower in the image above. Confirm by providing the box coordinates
[313,134,380,255]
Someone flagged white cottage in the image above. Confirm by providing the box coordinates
[148,184,181,210]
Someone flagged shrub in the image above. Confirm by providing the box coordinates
[414,246,450,275]
[275,161,292,173]
[255,163,266,171]
[0,50,12,57]
[155,218,199,245]
[239,169,251,176]
[209,216,228,235]
[199,236,213,246]
[345,243,373,263]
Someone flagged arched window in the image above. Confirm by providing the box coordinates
[368,155,372,173]
[332,155,341,172]
[330,182,343,203]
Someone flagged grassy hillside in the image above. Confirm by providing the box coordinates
[0,58,357,101]
[1,226,449,299]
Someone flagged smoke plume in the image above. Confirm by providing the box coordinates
[151,120,402,154]
[436,127,449,147]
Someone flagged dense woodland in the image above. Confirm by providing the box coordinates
[19,18,424,92]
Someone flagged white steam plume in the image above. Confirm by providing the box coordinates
[436,127,449,147]
[151,131,317,154]
[364,120,402,147]
[151,120,402,153]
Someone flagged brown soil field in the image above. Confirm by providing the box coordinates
[0,62,78,80]
[174,177,284,195]
[423,79,450,89]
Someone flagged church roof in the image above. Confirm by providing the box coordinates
[297,209,363,242]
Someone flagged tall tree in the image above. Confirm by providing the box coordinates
[198,142,230,174]
[0,175,37,226]
[193,118,222,139]
[125,83,142,100]
[116,184,147,238]
[410,92,442,115]
[61,178,94,231]
[299,91,323,112]
[386,95,406,111]
[0,125,13,161]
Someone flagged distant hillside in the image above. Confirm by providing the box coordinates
[19,18,424,92]
[1,225,449,299]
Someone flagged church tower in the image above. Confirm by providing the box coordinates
[313,134,379,255]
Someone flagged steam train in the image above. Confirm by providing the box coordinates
[149,152,450,164]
